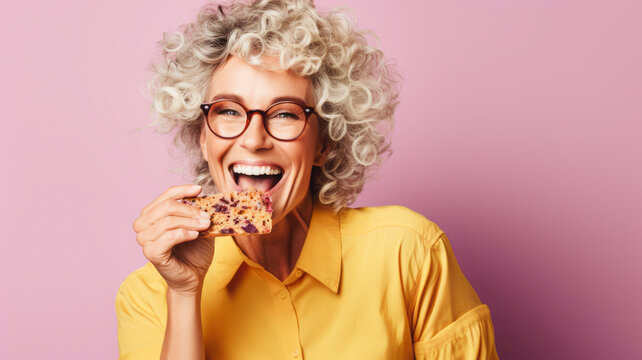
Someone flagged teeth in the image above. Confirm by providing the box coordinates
[232,164,283,176]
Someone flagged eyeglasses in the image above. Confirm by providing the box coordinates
[200,99,316,141]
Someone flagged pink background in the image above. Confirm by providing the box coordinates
[1,0,640,358]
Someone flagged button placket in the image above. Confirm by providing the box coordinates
[269,284,302,359]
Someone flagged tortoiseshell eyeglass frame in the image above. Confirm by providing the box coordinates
[200,99,316,142]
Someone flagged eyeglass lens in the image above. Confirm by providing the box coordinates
[207,101,307,140]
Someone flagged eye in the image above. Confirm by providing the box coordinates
[218,109,241,116]
[272,111,300,120]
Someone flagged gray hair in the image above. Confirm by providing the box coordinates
[148,0,400,210]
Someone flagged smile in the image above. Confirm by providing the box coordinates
[229,163,284,193]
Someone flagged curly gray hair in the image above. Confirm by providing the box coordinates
[148,0,399,210]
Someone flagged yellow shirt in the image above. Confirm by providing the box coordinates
[116,203,498,359]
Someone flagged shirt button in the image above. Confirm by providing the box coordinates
[280,290,287,299]
[292,349,300,357]
[295,270,303,277]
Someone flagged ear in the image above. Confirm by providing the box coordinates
[200,124,209,162]
[313,140,330,167]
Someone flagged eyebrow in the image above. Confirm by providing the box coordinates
[208,93,308,106]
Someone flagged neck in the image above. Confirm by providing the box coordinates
[233,193,314,281]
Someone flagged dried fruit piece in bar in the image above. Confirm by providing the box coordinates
[181,188,272,237]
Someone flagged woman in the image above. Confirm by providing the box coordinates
[117,0,498,359]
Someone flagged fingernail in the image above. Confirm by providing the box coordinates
[199,211,210,219]
[199,218,210,226]
[188,230,199,237]
[191,184,202,191]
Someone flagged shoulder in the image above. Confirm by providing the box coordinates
[338,206,446,277]
[115,263,167,349]
[337,206,450,307]
[117,262,167,302]
[338,205,444,246]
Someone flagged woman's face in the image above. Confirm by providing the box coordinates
[200,55,325,224]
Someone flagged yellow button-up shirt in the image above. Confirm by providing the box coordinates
[116,203,498,359]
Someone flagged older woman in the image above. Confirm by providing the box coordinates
[117,0,498,359]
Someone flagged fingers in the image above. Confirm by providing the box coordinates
[141,228,202,265]
[134,199,208,234]
[133,184,211,265]
[133,184,205,233]
[136,215,211,246]
[140,184,203,217]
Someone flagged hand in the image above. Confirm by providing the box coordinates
[133,184,214,295]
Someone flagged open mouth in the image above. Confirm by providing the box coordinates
[229,164,284,193]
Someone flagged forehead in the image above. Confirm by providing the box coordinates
[207,56,312,106]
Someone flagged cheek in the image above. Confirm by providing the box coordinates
[289,146,318,191]
[205,139,232,179]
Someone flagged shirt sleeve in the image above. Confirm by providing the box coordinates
[410,232,499,359]
[115,265,167,359]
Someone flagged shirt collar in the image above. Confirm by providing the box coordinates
[209,201,342,293]
[208,235,246,291]
[295,202,342,293]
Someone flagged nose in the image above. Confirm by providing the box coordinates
[238,112,272,151]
